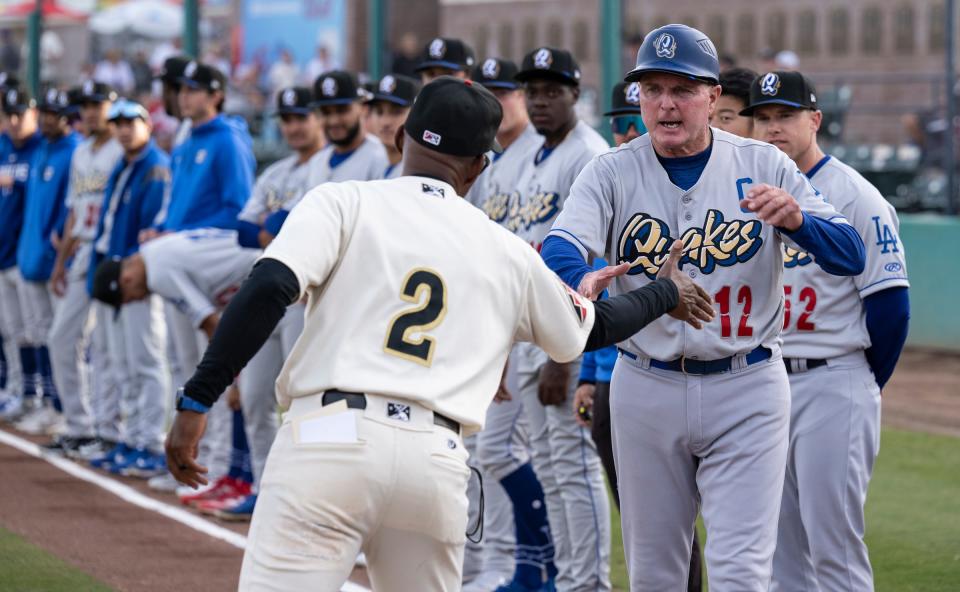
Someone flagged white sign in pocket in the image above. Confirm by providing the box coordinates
[293,400,359,445]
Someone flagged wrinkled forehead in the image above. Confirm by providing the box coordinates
[636,71,711,92]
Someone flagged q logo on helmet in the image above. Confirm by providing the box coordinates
[379,75,397,94]
[760,73,781,96]
[625,82,641,105]
[482,58,500,80]
[321,77,338,98]
[534,48,553,69]
[429,38,446,59]
[654,33,677,59]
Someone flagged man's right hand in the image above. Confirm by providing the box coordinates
[656,240,715,329]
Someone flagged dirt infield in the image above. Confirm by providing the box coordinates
[0,348,954,591]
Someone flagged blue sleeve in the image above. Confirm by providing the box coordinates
[579,351,597,383]
[863,287,910,390]
[237,220,261,248]
[263,209,289,237]
[781,212,865,276]
[217,136,254,217]
[541,234,594,290]
[139,176,167,233]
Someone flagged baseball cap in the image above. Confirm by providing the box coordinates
[515,47,581,86]
[91,258,123,310]
[604,81,643,116]
[472,58,520,90]
[367,74,420,107]
[37,87,70,115]
[108,98,150,122]
[275,86,314,115]
[416,37,476,73]
[75,80,118,104]
[740,70,818,116]
[157,55,190,85]
[0,72,20,90]
[1,87,34,114]
[403,77,502,157]
[313,70,369,106]
[179,60,227,92]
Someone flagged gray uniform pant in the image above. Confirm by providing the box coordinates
[771,352,881,592]
[239,303,304,487]
[0,266,24,395]
[17,278,54,346]
[611,352,790,592]
[104,296,169,451]
[517,343,611,592]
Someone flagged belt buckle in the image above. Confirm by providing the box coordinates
[680,354,688,375]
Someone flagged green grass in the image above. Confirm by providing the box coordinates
[607,428,960,591]
[0,527,114,592]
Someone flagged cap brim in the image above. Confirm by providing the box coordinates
[415,60,468,72]
[624,66,718,85]
[515,70,579,85]
[739,99,813,116]
[490,137,503,154]
[78,95,111,104]
[178,77,204,89]
[311,97,361,107]
[479,81,519,90]
[2,105,28,114]
[366,94,413,107]
[604,107,643,116]
[276,107,313,116]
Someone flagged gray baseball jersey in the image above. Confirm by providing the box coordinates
[66,138,124,241]
[466,124,542,217]
[306,134,388,189]
[781,156,909,358]
[140,229,261,328]
[239,151,325,223]
[548,128,848,360]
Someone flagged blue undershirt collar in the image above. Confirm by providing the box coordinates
[656,143,712,191]
[329,147,357,169]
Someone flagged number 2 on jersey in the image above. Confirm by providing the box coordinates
[383,268,447,367]
[783,285,816,331]
[714,285,754,338]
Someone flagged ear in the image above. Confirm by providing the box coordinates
[811,109,823,133]
[571,85,581,101]
[395,127,405,154]
[463,153,486,188]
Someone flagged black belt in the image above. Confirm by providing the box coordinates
[783,358,828,374]
[321,390,461,434]
[618,346,772,376]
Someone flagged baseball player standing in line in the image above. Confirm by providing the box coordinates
[307,71,388,188]
[712,68,758,138]
[163,76,713,592]
[416,37,476,85]
[510,47,613,592]
[45,82,124,457]
[366,74,419,180]
[743,71,911,592]
[13,89,80,435]
[541,25,867,590]
[85,99,171,475]
[0,87,43,421]
[156,56,192,149]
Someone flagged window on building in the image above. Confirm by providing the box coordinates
[499,23,514,59]
[766,11,787,52]
[547,20,563,47]
[930,2,946,52]
[737,13,757,58]
[573,20,589,60]
[523,21,537,51]
[797,10,818,55]
[475,24,490,57]
[893,5,915,53]
[861,6,883,55]
[707,15,727,55]
[829,8,850,55]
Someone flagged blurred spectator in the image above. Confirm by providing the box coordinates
[389,33,420,78]
[203,44,232,79]
[131,50,153,95]
[94,49,134,94]
[1,31,19,74]
[39,31,64,84]
[149,38,181,72]
[719,54,736,70]
[775,50,799,71]
[302,45,336,85]
[267,49,298,98]
[902,92,960,171]
[759,47,777,72]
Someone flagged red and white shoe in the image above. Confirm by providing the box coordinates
[178,476,251,508]
[195,493,247,516]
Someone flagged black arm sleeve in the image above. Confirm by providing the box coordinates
[183,258,301,407]
[584,278,679,351]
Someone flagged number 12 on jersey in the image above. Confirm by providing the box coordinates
[383,268,447,367]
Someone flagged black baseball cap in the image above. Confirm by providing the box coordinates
[516,47,581,86]
[367,74,420,107]
[157,55,190,85]
[740,70,818,116]
[276,86,314,115]
[92,258,123,310]
[403,77,502,157]
[37,87,70,115]
[605,81,643,116]
[180,60,227,92]
[472,58,519,90]
[1,87,34,114]
[0,72,20,90]
[720,67,758,104]
[313,70,369,106]
[75,80,118,104]
[416,38,476,73]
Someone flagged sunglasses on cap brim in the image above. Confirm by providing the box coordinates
[610,115,645,135]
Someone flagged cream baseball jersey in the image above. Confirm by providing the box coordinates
[548,128,849,360]
[262,176,595,433]
[510,121,608,248]
[141,229,261,328]
[239,151,324,224]
[306,134,389,189]
[466,123,542,216]
[66,138,124,241]
[781,156,909,358]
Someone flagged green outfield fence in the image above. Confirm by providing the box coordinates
[899,214,960,351]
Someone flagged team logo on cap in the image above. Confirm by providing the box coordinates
[282,88,296,106]
[379,75,397,94]
[760,73,781,96]
[83,80,94,96]
[422,129,442,146]
[533,48,553,69]
[429,38,446,59]
[654,33,677,59]
[482,58,500,79]
[321,76,338,97]
[45,88,58,104]
[5,89,16,105]
[625,82,641,105]
[184,61,197,78]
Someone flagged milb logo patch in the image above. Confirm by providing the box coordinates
[617,209,763,279]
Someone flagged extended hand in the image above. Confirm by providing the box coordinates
[577,262,632,300]
[50,264,67,298]
[656,240,716,329]
[165,411,210,489]
[740,183,803,231]
[573,383,595,427]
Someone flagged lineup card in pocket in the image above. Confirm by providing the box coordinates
[293,400,359,445]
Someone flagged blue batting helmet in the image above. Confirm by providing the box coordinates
[625,24,720,85]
